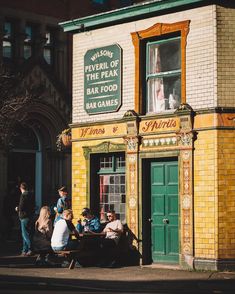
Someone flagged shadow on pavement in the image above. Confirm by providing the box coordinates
[0,273,235,294]
[0,238,235,293]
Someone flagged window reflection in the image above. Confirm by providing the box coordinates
[147,38,181,113]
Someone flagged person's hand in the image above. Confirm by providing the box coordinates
[15,207,18,212]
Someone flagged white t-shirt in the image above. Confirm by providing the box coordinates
[51,218,74,248]
[103,219,123,242]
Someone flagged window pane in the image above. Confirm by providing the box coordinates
[4,22,12,37]
[100,156,112,169]
[24,44,32,59]
[43,48,51,64]
[25,26,33,41]
[147,75,181,113]
[99,174,126,223]
[92,0,105,4]
[148,39,180,74]
[45,31,51,45]
[3,40,12,58]
[116,155,125,169]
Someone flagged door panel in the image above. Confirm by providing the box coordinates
[151,160,179,263]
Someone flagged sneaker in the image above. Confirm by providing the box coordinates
[25,250,33,256]
[20,252,27,257]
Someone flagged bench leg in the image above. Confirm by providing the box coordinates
[69,259,75,269]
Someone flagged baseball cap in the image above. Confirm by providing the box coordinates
[58,186,68,193]
[81,207,91,216]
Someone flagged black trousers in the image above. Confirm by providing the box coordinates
[100,238,119,264]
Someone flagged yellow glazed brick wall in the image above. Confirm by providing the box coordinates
[217,6,235,107]
[217,130,235,258]
[194,130,218,259]
[194,128,235,260]
[72,136,124,222]
[72,142,87,221]
[73,5,217,124]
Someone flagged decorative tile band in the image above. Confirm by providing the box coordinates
[142,137,177,147]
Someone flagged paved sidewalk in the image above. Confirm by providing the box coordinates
[0,239,235,293]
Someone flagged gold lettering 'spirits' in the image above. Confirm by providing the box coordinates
[142,119,177,132]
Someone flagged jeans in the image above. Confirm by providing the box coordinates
[20,218,32,253]
[52,240,80,252]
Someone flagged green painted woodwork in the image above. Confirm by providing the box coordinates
[151,160,179,263]
[84,44,122,114]
[83,141,126,160]
[60,0,206,33]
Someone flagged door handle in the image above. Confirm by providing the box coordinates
[148,218,153,223]
[163,218,169,224]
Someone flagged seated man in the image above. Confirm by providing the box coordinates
[100,210,123,267]
[76,208,101,233]
[76,208,102,254]
[51,209,80,251]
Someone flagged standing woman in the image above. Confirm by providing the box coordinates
[33,206,53,265]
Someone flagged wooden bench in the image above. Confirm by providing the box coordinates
[54,250,82,269]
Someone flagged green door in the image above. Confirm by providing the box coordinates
[151,161,179,263]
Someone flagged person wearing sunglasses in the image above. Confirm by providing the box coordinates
[99,210,123,267]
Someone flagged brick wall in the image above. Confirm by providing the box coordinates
[72,5,217,124]
[194,130,218,259]
[217,6,235,107]
[194,128,235,260]
[217,130,235,258]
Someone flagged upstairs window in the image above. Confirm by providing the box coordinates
[92,0,105,3]
[3,21,14,59]
[24,25,35,59]
[131,21,190,115]
[146,37,181,113]
[43,29,54,65]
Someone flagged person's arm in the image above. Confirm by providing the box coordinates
[47,220,53,239]
[56,198,64,214]
[18,193,27,217]
[108,220,123,234]
[72,228,80,239]
[66,220,80,239]
[76,220,83,233]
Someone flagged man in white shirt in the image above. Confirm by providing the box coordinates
[103,210,123,242]
[100,210,123,267]
[51,209,80,251]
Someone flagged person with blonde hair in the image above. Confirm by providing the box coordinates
[33,206,53,265]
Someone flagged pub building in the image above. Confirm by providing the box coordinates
[60,0,235,270]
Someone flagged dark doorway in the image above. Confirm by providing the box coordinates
[8,152,36,192]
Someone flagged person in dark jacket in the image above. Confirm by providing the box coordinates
[15,182,35,256]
